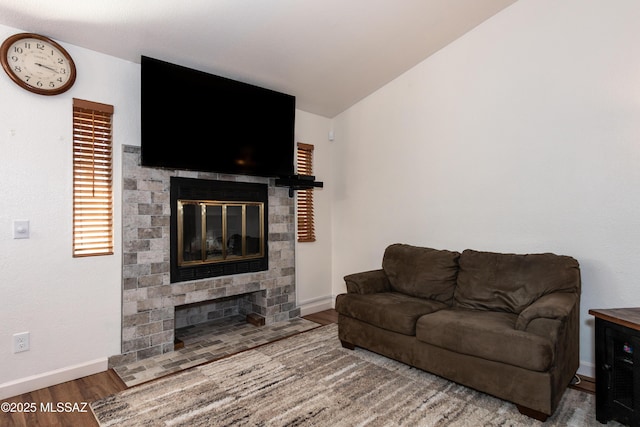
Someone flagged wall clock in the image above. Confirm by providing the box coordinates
[1,32,76,95]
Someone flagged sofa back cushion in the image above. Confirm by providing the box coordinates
[454,249,580,314]
[382,244,460,304]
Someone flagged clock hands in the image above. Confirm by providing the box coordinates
[34,62,59,73]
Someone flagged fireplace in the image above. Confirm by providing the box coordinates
[111,145,299,369]
[170,177,269,283]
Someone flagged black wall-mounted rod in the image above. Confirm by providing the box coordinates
[275,175,324,197]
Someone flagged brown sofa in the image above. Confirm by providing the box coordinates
[335,244,581,421]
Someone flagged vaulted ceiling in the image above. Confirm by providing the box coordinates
[0,0,517,117]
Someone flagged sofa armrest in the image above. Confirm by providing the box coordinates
[516,292,579,331]
[344,269,391,294]
[515,292,578,331]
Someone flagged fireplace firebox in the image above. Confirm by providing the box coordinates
[170,177,269,283]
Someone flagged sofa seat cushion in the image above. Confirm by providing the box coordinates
[382,244,460,304]
[336,292,448,336]
[416,308,554,372]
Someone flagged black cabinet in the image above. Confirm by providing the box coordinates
[591,308,640,426]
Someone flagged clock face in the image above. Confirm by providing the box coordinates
[1,33,76,95]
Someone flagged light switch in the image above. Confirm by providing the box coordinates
[13,220,30,239]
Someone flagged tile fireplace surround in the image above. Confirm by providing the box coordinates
[108,145,299,368]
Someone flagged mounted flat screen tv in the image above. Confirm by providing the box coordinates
[140,56,295,177]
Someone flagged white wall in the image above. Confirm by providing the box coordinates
[331,0,640,377]
[0,23,332,398]
[0,24,138,398]
[294,110,333,314]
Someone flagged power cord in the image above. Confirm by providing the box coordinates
[570,374,581,385]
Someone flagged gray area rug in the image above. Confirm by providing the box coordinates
[92,324,614,426]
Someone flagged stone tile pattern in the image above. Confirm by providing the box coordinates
[114,316,319,387]
[109,145,299,368]
[175,296,249,329]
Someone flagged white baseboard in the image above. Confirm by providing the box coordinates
[298,295,334,316]
[578,361,595,380]
[0,358,108,400]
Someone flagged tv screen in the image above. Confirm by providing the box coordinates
[140,56,295,177]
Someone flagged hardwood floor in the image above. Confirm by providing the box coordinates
[0,309,593,426]
[302,308,338,325]
[0,369,126,427]
[570,374,596,394]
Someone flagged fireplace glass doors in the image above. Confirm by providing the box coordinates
[170,177,269,283]
[178,200,264,266]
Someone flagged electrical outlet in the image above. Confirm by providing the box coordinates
[13,332,30,353]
